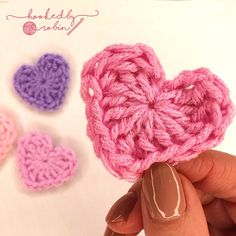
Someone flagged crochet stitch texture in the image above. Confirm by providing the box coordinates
[14,54,70,111]
[81,43,234,181]
[0,115,16,159]
[17,132,78,191]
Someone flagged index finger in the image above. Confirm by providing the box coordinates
[175,150,236,202]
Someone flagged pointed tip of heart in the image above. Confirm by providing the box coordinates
[17,132,78,191]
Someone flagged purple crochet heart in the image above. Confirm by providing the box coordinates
[14,54,70,111]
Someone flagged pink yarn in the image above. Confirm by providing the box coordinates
[81,43,235,181]
[0,114,16,160]
[17,132,78,191]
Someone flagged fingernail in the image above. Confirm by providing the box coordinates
[104,226,125,236]
[105,192,137,223]
[142,163,186,222]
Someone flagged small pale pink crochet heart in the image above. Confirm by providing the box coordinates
[0,114,16,160]
[17,132,78,191]
[81,43,235,181]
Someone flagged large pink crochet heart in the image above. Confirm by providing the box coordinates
[17,132,78,190]
[81,43,234,181]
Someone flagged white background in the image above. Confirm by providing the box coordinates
[0,0,235,235]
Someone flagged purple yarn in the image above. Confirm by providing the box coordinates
[14,54,70,111]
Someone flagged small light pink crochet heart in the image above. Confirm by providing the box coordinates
[0,114,16,160]
[17,132,78,191]
[81,43,235,181]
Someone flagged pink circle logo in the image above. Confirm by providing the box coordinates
[23,21,37,35]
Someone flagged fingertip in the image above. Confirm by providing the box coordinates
[140,165,209,236]
[176,150,236,200]
[106,181,143,235]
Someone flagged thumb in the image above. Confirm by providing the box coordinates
[141,163,209,236]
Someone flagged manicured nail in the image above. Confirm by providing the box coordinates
[105,192,137,223]
[104,226,125,236]
[142,163,186,222]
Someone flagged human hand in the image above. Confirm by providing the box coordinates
[104,150,236,236]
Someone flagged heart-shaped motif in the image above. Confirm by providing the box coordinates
[0,114,16,160]
[17,132,78,191]
[81,43,235,181]
[14,54,70,111]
